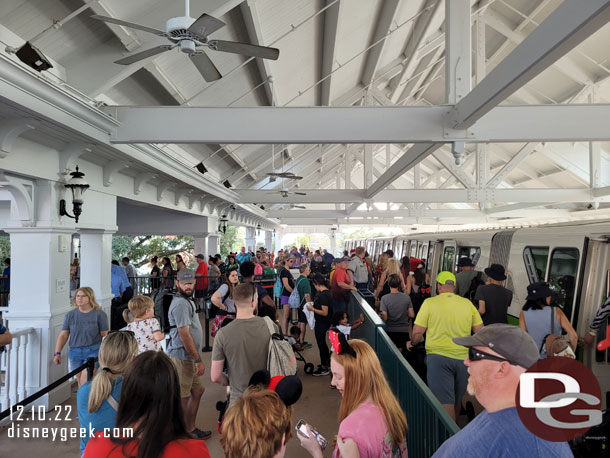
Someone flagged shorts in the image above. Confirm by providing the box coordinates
[68,342,101,372]
[281,295,290,306]
[425,354,468,404]
[297,307,307,324]
[170,355,205,398]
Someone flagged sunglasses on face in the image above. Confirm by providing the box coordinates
[468,347,514,365]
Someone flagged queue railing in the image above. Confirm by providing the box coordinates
[0,327,37,412]
[0,356,96,424]
[347,291,459,458]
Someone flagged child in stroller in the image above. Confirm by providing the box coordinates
[285,325,315,375]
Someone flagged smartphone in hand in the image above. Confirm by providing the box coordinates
[295,418,328,450]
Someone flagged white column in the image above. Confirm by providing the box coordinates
[264,230,273,251]
[79,229,114,316]
[208,234,220,256]
[194,234,208,257]
[245,227,256,252]
[5,226,75,408]
[445,0,472,104]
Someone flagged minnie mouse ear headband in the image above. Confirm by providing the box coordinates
[328,328,356,358]
[248,370,303,407]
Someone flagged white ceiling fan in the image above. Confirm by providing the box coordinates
[267,189,307,198]
[91,0,279,82]
[266,144,302,181]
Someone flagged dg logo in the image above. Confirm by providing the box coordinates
[516,357,602,442]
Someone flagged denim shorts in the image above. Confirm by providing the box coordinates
[68,342,101,371]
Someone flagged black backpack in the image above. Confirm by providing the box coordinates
[467,271,485,302]
[207,286,231,319]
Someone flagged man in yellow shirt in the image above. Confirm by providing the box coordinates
[407,271,483,421]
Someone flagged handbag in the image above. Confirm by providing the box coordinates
[540,306,575,358]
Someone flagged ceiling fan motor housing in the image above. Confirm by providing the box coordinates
[166,16,197,41]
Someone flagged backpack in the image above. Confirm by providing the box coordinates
[274,269,283,298]
[540,306,575,358]
[152,288,176,333]
[264,317,297,377]
[467,271,485,302]
[208,286,231,319]
[288,277,305,309]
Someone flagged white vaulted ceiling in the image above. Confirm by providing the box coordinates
[1,0,610,227]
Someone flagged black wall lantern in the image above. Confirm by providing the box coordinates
[219,215,228,234]
[59,166,89,223]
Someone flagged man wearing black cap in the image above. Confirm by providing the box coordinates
[432,324,573,457]
[474,264,513,326]
[455,257,486,298]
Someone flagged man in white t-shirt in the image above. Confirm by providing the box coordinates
[347,246,369,291]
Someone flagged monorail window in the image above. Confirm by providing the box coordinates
[523,246,549,283]
[442,246,456,272]
[458,247,481,266]
[548,247,579,322]
[411,242,419,258]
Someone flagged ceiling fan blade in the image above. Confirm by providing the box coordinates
[187,13,225,39]
[190,51,222,82]
[115,45,172,65]
[91,15,166,36]
[294,192,307,195]
[208,40,279,60]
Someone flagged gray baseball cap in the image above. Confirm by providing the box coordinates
[453,324,539,369]
[176,268,196,284]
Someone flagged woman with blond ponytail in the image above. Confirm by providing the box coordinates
[77,331,138,455]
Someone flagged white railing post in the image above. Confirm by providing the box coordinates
[0,349,7,410]
[8,334,18,406]
[17,333,28,401]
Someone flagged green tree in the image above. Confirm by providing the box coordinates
[112,235,194,268]
[219,226,245,257]
[0,236,10,261]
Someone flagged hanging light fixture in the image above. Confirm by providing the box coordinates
[219,215,229,234]
[59,166,90,223]
[256,223,261,236]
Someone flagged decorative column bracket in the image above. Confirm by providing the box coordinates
[103,161,129,187]
[0,119,37,158]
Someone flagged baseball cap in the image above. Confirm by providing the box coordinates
[195,254,205,259]
[526,281,557,301]
[176,269,196,284]
[453,324,539,369]
[337,256,350,263]
[437,271,456,285]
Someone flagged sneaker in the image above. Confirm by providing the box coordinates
[312,367,329,376]
[191,428,212,440]
[302,342,313,348]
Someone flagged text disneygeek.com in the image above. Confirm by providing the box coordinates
[8,423,134,442]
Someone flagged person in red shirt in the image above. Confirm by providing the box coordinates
[194,254,209,306]
[331,257,357,313]
[84,351,211,458]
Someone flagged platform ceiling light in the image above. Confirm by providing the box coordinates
[59,166,89,223]
[10,41,53,72]
[194,162,207,174]
[256,223,261,236]
[223,180,232,189]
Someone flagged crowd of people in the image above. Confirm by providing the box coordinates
[34,242,608,458]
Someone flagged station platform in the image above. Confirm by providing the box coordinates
[0,313,342,457]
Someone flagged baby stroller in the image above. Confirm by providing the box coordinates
[294,346,314,375]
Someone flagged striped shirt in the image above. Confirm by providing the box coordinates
[590,297,610,330]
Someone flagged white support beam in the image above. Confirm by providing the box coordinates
[365,143,442,199]
[432,148,476,188]
[89,1,142,51]
[361,0,401,87]
[106,105,610,144]
[237,188,598,204]
[486,143,539,188]
[240,1,274,105]
[364,144,373,188]
[445,0,471,104]
[451,0,610,129]
[345,148,351,189]
[320,0,343,106]
[389,0,444,102]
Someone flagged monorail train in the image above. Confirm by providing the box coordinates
[345,219,610,406]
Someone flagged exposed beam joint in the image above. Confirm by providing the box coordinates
[451,0,610,129]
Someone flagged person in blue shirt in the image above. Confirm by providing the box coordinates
[432,324,573,458]
[111,261,130,299]
[236,246,251,264]
[77,330,138,453]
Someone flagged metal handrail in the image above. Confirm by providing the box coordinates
[347,291,459,458]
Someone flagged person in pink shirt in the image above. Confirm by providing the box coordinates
[297,333,408,458]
